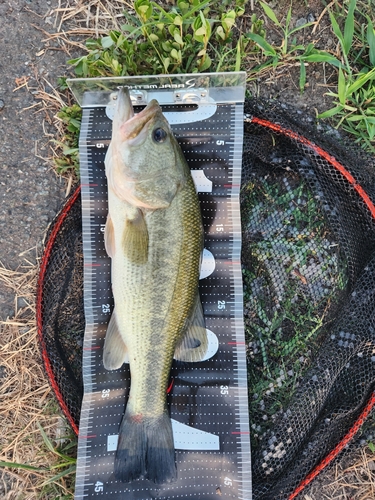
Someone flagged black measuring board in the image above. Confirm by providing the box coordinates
[75,93,251,499]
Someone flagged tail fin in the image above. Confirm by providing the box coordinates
[114,411,176,484]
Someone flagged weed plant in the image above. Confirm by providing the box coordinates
[54,104,81,177]
[68,0,247,76]
[57,0,375,175]
[0,423,76,498]
[317,0,375,153]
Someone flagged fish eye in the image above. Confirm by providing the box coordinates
[152,127,168,143]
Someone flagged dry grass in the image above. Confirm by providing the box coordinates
[0,265,75,499]
[304,447,375,500]
[50,0,133,34]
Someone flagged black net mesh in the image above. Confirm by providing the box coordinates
[37,189,84,431]
[36,97,375,498]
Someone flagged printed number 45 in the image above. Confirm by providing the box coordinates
[95,481,104,492]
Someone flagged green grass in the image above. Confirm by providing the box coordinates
[0,423,77,498]
[241,175,348,446]
[316,0,375,153]
[55,0,375,177]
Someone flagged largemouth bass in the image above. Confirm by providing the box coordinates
[103,88,208,484]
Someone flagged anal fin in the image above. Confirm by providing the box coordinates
[174,293,208,362]
[103,309,127,370]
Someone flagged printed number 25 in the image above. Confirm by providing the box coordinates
[218,300,226,310]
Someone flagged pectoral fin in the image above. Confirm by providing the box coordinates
[174,294,208,362]
[103,309,128,370]
[104,214,115,258]
[123,208,148,264]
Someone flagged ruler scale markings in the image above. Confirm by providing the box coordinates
[74,78,251,500]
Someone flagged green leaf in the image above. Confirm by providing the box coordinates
[299,60,306,93]
[0,461,43,472]
[173,15,183,26]
[317,105,344,119]
[301,53,343,68]
[216,25,225,41]
[368,441,375,453]
[162,41,172,52]
[170,48,180,61]
[347,68,375,96]
[101,36,114,49]
[285,6,292,31]
[37,422,56,455]
[328,9,344,49]
[346,114,365,122]
[199,53,212,71]
[163,57,170,72]
[177,1,189,14]
[259,1,281,27]
[134,0,153,22]
[337,68,346,105]
[245,32,277,56]
[63,147,79,156]
[174,32,184,45]
[235,38,242,72]
[366,17,375,67]
[121,23,137,33]
[40,465,76,486]
[289,21,315,36]
[343,0,355,55]
[195,26,207,37]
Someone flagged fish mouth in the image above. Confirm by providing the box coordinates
[115,89,162,144]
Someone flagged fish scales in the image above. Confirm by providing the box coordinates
[110,174,202,417]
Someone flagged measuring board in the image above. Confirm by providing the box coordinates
[68,73,251,500]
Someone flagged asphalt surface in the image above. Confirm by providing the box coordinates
[0,0,72,319]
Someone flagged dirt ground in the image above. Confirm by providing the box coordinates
[0,0,69,319]
[0,0,374,498]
